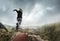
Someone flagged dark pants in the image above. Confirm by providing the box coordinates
[16,18,22,32]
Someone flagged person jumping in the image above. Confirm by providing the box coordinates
[13,8,23,31]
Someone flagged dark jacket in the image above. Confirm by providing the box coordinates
[16,10,22,19]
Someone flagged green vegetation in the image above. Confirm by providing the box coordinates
[35,23,60,41]
[0,22,60,41]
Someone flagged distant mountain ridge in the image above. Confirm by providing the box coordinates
[0,23,8,32]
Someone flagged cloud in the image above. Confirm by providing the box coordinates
[0,0,60,28]
[21,3,45,26]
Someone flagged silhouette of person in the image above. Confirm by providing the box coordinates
[13,8,23,25]
[13,8,23,32]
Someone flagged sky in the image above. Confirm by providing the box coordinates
[0,0,60,27]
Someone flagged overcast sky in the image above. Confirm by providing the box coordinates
[0,0,60,27]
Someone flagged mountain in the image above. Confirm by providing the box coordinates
[0,22,8,32]
[5,24,15,31]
